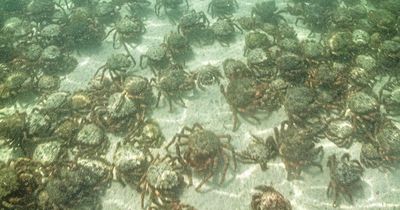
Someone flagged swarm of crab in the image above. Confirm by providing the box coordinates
[1,0,400,209]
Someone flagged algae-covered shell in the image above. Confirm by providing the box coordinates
[40,45,62,61]
[33,140,63,164]
[27,111,51,137]
[0,166,19,200]
[37,91,69,111]
[145,44,168,61]
[113,145,148,173]
[76,124,105,146]
[355,55,376,71]
[107,92,138,119]
[347,91,378,114]
[352,29,370,47]
[146,162,181,190]
[106,53,132,71]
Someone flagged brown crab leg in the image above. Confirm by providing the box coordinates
[195,159,215,191]
[220,151,230,184]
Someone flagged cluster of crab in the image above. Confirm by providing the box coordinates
[0,154,113,209]
[1,0,400,209]
[118,122,237,209]
[218,0,399,208]
[0,0,155,105]
[0,1,237,209]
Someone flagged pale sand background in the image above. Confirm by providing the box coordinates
[1,0,399,209]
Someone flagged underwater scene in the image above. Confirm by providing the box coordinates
[0,0,399,209]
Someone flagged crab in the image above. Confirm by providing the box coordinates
[0,111,28,149]
[88,73,120,97]
[140,43,171,75]
[329,7,357,30]
[344,89,380,132]
[104,92,139,121]
[0,158,46,209]
[237,134,277,170]
[379,77,400,118]
[178,10,209,41]
[118,74,155,109]
[275,21,297,39]
[37,45,78,75]
[90,92,144,133]
[139,155,185,209]
[104,15,145,55]
[243,31,272,56]
[94,0,121,24]
[60,8,106,50]
[151,64,195,112]
[35,23,63,47]
[32,139,66,165]
[322,115,357,148]
[378,39,400,66]
[236,16,258,31]
[0,35,15,63]
[64,87,113,124]
[251,1,285,25]
[32,92,86,129]
[276,53,307,84]
[246,48,274,77]
[52,117,81,141]
[258,78,288,112]
[167,123,236,190]
[222,58,254,80]
[326,31,355,60]
[33,91,71,118]
[113,142,150,188]
[164,31,191,64]
[125,119,166,149]
[371,118,400,165]
[327,153,364,207]
[118,0,152,15]
[148,200,197,210]
[67,90,95,116]
[76,156,114,187]
[36,45,62,69]
[27,109,53,138]
[191,64,223,90]
[25,0,59,24]
[154,0,189,17]
[0,161,20,209]
[301,40,326,63]
[220,77,268,131]
[273,121,323,180]
[208,0,238,18]
[210,17,242,46]
[283,86,320,126]
[38,159,111,209]
[367,9,397,32]
[306,62,347,90]
[348,65,377,89]
[359,142,386,169]
[277,37,301,54]
[288,2,333,34]
[0,70,35,100]
[1,17,33,39]
[36,74,60,94]
[72,123,109,156]
[94,53,133,82]
[356,54,377,74]
[377,43,400,74]
[251,185,292,210]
